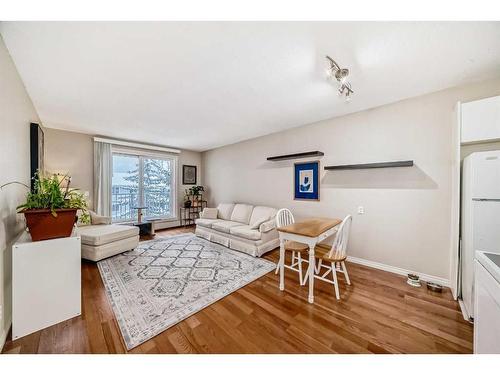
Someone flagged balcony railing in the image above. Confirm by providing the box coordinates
[111,189,172,222]
[112,192,138,221]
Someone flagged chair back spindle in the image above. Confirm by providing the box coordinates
[328,215,352,260]
[276,208,295,228]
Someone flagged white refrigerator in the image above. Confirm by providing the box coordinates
[461,150,500,320]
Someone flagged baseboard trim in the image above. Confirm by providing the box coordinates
[154,220,181,230]
[347,256,450,288]
[458,299,473,322]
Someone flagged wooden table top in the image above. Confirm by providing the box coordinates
[277,217,342,238]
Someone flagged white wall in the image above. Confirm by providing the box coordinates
[177,150,203,221]
[44,128,202,226]
[0,35,40,350]
[202,78,500,281]
[44,128,94,204]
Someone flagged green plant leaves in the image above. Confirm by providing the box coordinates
[16,171,90,224]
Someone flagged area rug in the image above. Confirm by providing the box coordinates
[97,233,275,350]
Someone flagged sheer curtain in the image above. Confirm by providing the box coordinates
[93,141,112,217]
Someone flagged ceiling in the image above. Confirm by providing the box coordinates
[2,22,500,151]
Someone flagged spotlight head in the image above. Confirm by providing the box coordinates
[325,55,354,101]
[335,68,349,82]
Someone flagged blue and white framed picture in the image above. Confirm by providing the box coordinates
[294,161,320,201]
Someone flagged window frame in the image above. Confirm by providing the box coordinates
[111,146,178,223]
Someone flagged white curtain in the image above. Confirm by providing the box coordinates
[93,141,112,217]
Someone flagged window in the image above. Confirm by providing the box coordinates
[111,150,176,222]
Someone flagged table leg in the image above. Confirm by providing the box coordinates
[279,238,285,291]
[308,243,315,303]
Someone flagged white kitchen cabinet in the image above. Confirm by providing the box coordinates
[461,95,500,144]
[474,252,500,354]
[12,231,81,340]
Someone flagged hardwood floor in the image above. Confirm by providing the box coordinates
[2,226,473,354]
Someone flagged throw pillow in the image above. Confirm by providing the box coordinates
[90,211,111,225]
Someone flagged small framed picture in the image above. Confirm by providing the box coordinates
[182,165,197,185]
[294,161,320,201]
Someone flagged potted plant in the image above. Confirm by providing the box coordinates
[184,189,192,208]
[189,185,204,200]
[189,185,204,197]
[2,172,90,241]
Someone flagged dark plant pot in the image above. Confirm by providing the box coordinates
[23,208,77,241]
[184,200,192,208]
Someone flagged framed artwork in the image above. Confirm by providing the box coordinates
[30,122,44,192]
[294,161,320,201]
[182,165,197,185]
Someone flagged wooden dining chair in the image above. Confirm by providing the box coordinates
[274,208,309,285]
[313,215,352,299]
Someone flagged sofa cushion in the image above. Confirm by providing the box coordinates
[195,218,220,228]
[212,220,245,233]
[230,225,262,241]
[217,203,235,220]
[78,224,139,246]
[249,206,277,227]
[230,204,254,224]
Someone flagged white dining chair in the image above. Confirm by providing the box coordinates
[274,208,309,285]
[313,215,352,299]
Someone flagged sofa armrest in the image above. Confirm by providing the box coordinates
[90,210,112,225]
[200,207,218,219]
[259,219,276,233]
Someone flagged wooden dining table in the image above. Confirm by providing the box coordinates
[277,217,342,303]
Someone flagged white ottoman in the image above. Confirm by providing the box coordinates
[78,224,140,261]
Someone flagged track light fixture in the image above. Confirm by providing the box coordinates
[326,55,354,101]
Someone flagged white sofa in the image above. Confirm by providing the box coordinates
[195,203,279,257]
[78,212,140,261]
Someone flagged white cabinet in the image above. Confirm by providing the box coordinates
[474,253,500,354]
[461,95,500,144]
[12,231,81,339]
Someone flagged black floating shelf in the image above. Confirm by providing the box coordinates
[267,151,324,161]
[324,160,414,170]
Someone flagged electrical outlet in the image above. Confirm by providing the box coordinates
[357,206,364,215]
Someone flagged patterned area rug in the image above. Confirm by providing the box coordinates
[97,233,275,350]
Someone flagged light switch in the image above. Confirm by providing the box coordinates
[357,206,364,215]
